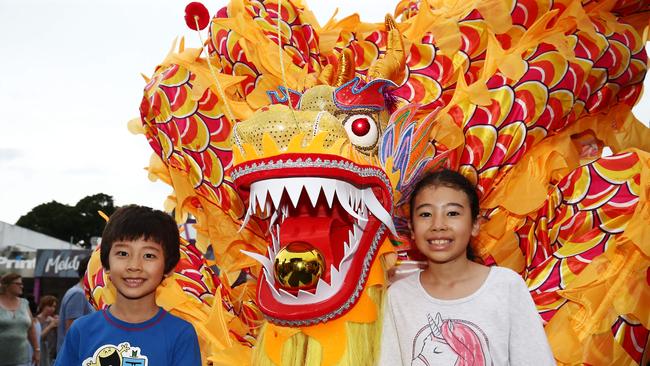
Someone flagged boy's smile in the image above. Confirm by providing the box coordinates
[107,238,167,302]
[410,185,479,265]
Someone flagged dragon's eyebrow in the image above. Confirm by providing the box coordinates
[332,109,379,117]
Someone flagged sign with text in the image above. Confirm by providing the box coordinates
[0,248,36,277]
[34,250,91,278]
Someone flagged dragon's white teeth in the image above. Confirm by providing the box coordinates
[305,183,321,207]
[279,288,298,299]
[363,187,397,235]
[353,223,363,241]
[323,183,336,208]
[253,190,267,212]
[272,224,281,255]
[315,276,332,294]
[335,182,366,222]
[239,208,253,233]
[268,184,284,209]
[284,180,303,209]
[330,264,343,284]
[297,289,316,298]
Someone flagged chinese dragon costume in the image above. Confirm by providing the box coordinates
[85,0,650,364]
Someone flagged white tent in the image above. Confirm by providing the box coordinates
[0,221,73,251]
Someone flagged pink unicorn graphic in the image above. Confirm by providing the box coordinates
[411,313,492,366]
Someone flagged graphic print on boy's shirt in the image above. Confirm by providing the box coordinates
[83,342,148,366]
[411,312,492,366]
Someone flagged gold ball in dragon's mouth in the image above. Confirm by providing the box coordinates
[274,242,325,290]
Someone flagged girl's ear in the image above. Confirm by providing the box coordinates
[408,220,415,240]
[471,216,483,237]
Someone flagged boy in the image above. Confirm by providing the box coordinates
[55,205,202,366]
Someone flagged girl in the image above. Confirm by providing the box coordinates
[36,295,59,366]
[378,169,556,365]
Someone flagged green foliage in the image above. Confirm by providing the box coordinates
[16,194,116,247]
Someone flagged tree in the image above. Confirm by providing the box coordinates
[16,194,116,247]
[75,193,116,246]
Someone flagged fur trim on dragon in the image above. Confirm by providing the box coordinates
[85,0,650,365]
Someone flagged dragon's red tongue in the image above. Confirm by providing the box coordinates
[279,216,349,277]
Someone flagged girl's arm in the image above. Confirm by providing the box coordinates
[40,317,59,339]
[508,275,556,365]
[377,293,402,366]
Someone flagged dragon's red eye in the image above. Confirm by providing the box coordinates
[351,118,371,136]
[343,114,379,151]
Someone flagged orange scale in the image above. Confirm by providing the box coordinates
[407,43,436,71]
[528,59,558,86]
[577,185,620,212]
[613,319,649,364]
[598,192,638,217]
[587,63,608,87]
[433,55,455,86]
[475,168,500,195]
[207,118,232,144]
[512,0,543,28]
[458,21,486,58]
[610,41,633,79]
[575,33,608,63]
[597,210,634,235]
[160,64,190,87]
[531,290,565,309]
[169,87,199,119]
[592,152,639,181]
[528,257,563,292]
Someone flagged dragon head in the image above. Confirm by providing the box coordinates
[231,77,399,325]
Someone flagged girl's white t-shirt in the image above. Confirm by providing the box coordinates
[378,266,556,366]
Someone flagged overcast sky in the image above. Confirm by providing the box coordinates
[0,0,648,224]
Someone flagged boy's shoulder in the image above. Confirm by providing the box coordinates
[67,309,105,333]
[161,310,195,329]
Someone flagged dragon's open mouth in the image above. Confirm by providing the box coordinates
[232,154,395,325]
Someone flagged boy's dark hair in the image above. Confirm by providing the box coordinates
[100,205,180,273]
[78,255,90,278]
[409,169,481,260]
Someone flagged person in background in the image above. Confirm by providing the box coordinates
[0,273,40,366]
[36,295,59,366]
[56,256,94,354]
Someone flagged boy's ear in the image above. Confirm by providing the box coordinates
[408,221,415,240]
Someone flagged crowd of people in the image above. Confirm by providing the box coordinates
[0,257,93,366]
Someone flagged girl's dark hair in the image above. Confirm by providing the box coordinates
[409,169,481,260]
[100,205,180,273]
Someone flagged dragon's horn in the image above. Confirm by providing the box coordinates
[367,14,405,83]
[333,48,356,87]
